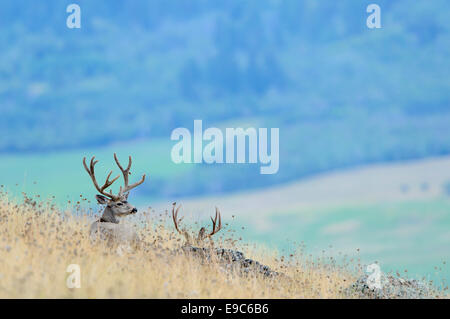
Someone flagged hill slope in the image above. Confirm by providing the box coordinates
[162,157,450,283]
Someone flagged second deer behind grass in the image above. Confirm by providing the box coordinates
[172,202,222,247]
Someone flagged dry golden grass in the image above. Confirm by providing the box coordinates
[0,190,442,299]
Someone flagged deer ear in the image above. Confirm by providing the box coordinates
[124,192,129,200]
[197,227,206,241]
[96,194,109,205]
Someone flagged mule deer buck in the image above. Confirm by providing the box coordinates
[171,202,222,247]
[171,203,280,278]
[83,153,145,248]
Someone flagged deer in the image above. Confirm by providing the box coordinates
[171,202,280,278]
[83,153,145,249]
[171,202,222,247]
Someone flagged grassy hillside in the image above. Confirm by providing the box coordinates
[0,192,360,298]
[2,150,450,283]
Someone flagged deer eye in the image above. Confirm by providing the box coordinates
[117,203,123,206]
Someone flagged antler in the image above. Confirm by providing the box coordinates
[171,203,223,244]
[114,153,146,196]
[172,202,183,234]
[206,207,222,238]
[83,156,120,200]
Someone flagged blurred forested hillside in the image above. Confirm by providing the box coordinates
[0,0,449,197]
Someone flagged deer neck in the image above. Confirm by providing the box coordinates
[100,206,119,224]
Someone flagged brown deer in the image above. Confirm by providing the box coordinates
[83,153,145,247]
[171,202,222,247]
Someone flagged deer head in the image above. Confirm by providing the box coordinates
[83,153,146,223]
[172,202,222,247]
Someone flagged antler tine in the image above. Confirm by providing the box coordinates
[207,207,222,237]
[82,156,120,200]
[104,171,121,190]
[114,153,146,195]
[113,153,129,184]
[172,202,182,234]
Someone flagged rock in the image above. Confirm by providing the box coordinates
[347,271,434,299]
[180,245,280,278]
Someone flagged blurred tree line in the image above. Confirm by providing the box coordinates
[0,0,449,196]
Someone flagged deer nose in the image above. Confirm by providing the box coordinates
[131,208,137,213]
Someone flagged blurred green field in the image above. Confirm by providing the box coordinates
[0,138,191,205]
[235,199,450,283]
